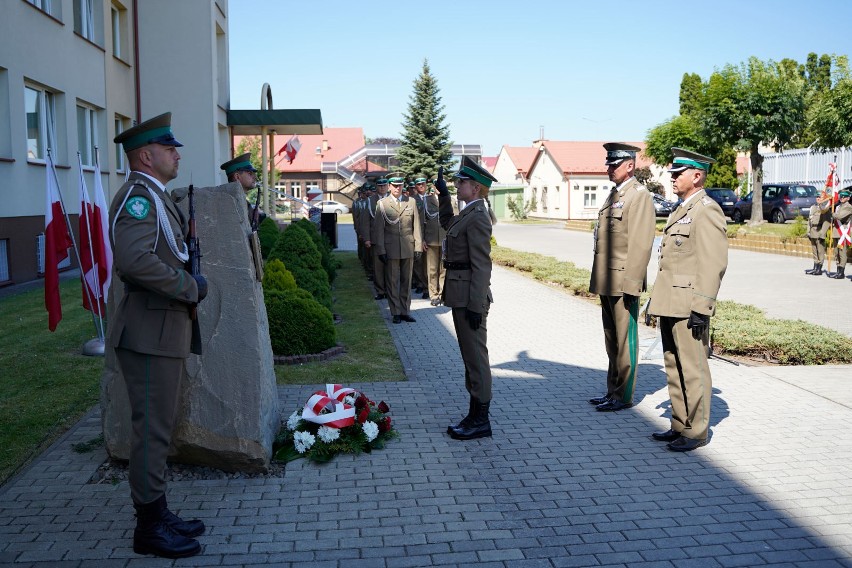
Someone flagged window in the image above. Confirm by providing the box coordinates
[74,0,95,41]
[0,239,9,283]
[290,181,301,198]
[554,186,560,209]
[77,103,100,167]
[306,181,319,196]
[27,0,54,15]
[25,85,57,161]
[541,187,548,213]
[114,114,130,172]
[584,186,597,207]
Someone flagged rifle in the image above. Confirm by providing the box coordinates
[248,182,265,281]
[186,183,203,354]
[250,183,262,232]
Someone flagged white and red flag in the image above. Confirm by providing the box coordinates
[44,153,73,331]
[77,157,108,315]
[91,156,113,303]
[278,135,302,164]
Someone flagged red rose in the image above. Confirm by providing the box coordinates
[354,395,369,410]
[378,416,392,433]
[357,408,369,424]
[378,401,390,413]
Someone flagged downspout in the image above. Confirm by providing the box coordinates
[132,0,141,121]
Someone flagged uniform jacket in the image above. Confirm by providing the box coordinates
[807,200,831,239]
[649,189,728,318]
[831,201,852,238]
[108,172,199,357]
[360,193,382,242]
[421,193,445,246]
[352,197,365,238]
[372,195,422,259]
[438,194,492,312]
[589,177,656,297]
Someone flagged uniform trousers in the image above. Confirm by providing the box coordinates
[371,248,387,295]
[451,307,491,403]
[834,244,848,267]
[809,237,826,263]
[413,253,427,290]
[659,316,712,440]
[600,295,639,403]
[116,348,184,505]
[425,245,444,300]
[386,257,413,316]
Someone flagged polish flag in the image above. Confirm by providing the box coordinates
[45,153,73,331]
[77,157,107,315]
[279,135,302,164]
[91,156,113,302]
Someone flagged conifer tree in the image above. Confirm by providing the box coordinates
[396,59,455,180]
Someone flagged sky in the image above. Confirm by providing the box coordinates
[229,0,852,157]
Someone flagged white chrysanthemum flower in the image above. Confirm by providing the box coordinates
[343,395,355,405]
[362,421,379,442]
[287,410,301,431]
[293,431,316,453]
[317,426,340,443]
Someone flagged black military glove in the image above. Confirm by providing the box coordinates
[622,293,638,309]
[686,311,710,339]
[434,166,448,196]
[193,274,208,303]
[414,251,422,261]
[378,253,388,265]
[465,309,482,331]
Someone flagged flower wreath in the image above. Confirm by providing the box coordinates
[274,384,397,463]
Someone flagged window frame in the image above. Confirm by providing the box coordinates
[76,103,100,167]
[25,84,58,162]
[583,185,597,208]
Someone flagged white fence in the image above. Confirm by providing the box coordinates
[762,146,852,188]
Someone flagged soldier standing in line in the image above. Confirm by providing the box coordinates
[827,189,852,279]
[588,143,655,412]
[373,175,422,323]
[357,184,375,278]
[437,157,497,441]
[219,153,266,225]
[364,178,389,298]
[411,177,429,298]
[352,186,365,270]
[110,113,207,558]
[416,177,446,306]
[804,191,831,275]
[649,148,728,452]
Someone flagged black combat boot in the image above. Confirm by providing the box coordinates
[133,498,201,558]
[805,262,819,274]
[447,396,475,435]
[449,400,492,440]
[159,495,205,537]
[811,262,823,275]
[831,266,846,279]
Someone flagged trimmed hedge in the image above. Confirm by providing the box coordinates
[295,218,339,283]
[258,217,280,259]
[262,258,297,292]
[265,289,336,356]
[268,223,332,310]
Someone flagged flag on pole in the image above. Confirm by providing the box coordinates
[77,158,107,314]
[92,155,113,302]
[278,135,302,164]
[45,153,73,331]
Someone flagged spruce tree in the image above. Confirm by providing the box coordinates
[396,59,455,180]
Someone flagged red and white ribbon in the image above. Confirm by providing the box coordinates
[837,220,852,247]
[302,384,357,428]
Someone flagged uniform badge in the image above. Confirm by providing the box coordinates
[675,236,683,246]
[676,216,692,224]
[702,196,713,205]
[612,201,625,209]
[125,196,150,220]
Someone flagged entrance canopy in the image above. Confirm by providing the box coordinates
[226,109,323,135]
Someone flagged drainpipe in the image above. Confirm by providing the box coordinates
[132,0,141,121]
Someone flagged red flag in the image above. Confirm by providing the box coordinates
[45,153,73,331]
[77,158,107,315]
[280,135,301,164]
[91,156,113,303]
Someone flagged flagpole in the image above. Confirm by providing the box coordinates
[91,147,107,337]
[77,152,105,343]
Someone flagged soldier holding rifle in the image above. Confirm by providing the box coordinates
[827,189,852,279]
[110,113,207,558]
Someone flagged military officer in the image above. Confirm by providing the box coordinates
[220,153,265,226]
[804,191,832,275]
[588,143,655,412]
[410,177,428,297]
[436,157,497,440]
[364,178,389,298]
[352,186,366,270]
[373,175,422,323]
[416,177,446,305]
[649,148,728,452]
[110,113,207,557]
[827,189,852,279]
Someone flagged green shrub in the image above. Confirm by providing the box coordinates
[268,224,332,310]
[295,218,340,283]
[789,216,807,239]
[265,289,336,356]
[262,259,297,292]
[258,217,280,259]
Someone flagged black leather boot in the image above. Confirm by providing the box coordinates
[447,396,475,435]
[831,266,846,279]
[133,498,201,558]
[159,495,205,537]
[805,262,819,274]
[449,400,492,440]
[811,262,823,276]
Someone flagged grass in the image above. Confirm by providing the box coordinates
[0,278,104,485]
[274,251,405,385]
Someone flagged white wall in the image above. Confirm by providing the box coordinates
[492,147,527,186]
[525,150,570,220]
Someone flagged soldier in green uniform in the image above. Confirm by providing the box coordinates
[804,192,831,275]
[364,178,389,298]
[436,157,497,440]
[649,148,728,452]
[827,189,852,279]
[110,113,206,557]
[410,178,428,296]
[588,143,655,412]
[416,177,446,305]
[373,176,422,323]
[220,153,266,225]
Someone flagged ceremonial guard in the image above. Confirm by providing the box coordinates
[649,148,728,452]
[352,185,366,271]
[827,189,852,279]
[364,178,389,298]
[110,113,207,557]
[411,178,428,296]
[437,157,497,440]
[804,191,831,275]
[588,143,655,412]
[220,153,265,225]
[372,176,422,323]
[417,177,446,305]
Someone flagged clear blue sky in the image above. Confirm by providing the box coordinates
[229,0,852,157]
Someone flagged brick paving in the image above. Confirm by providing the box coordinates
[1,222,850,567]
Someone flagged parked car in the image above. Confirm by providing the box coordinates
[318,200,350,214]
[704,188,738,218]
[652,193,674,217]
[730,183,817,223]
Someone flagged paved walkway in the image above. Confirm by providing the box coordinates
[1,223,850,567]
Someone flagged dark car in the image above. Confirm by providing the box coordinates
[652,193,674,217]
[704,188,738,217]
[730,183,817,224]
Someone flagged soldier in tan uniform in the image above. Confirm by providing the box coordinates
[827,189,852,279]
[804,192,831,275]
[364,179,389,298]
[417,178,446,306]
[437,157,497,441]
[373,176,422,323]
[110,113,206,557]
[220,153,265,225]
[649,148,728,452]
[588,143,655,412]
